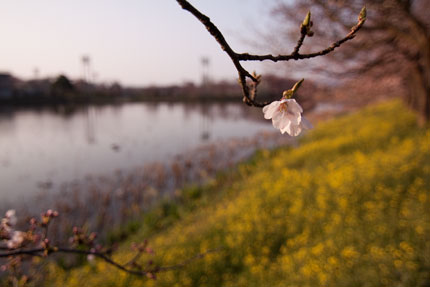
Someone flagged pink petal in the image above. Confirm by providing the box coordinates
[285,99,303,114]
[262,101,280,119]
[272,111,289,130]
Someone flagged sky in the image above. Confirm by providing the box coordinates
[0,0,275,87]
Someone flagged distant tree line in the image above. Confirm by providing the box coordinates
[0,74,124,105]
[0,73,316,107]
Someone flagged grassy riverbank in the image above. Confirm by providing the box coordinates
[44,100,429,286]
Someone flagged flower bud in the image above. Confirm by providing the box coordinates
[282,90,293,99]
[41,215,50,225]
[251,71,261,83]
[292,79,304,93]
[29,218,37,226]
[89,232,97,242]
[302,11,311,27]
[359,6,366,21]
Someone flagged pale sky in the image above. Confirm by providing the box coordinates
[0,0,275,86]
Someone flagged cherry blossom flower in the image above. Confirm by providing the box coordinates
[5,210,17,226]
[87,254,96,262]
[1,210,17,237]
[6,231,25,249]
[263,98,312,136]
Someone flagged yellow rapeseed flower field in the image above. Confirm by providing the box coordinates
[45,100,430,287]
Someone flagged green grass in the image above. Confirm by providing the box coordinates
[44,100,430,287]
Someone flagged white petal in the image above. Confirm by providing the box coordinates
[278,114,292,131]
[271,111,282,128]
[300,117,313,130]
[290,124,303,136]
[280,120,291,134]
[262,101,280,119]
[283,122,302,136]
[285,99,303,114]
[272,111,289,130]
[7,231,24,248]
[5,210,17,226]
[286,110,301,125]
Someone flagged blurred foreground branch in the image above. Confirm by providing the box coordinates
[0,210,218,284]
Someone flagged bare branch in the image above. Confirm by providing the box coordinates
[236,17,366,62]
[292,12,312,55]
[0,209,221,281]
[0,246,220,278]
[175,0,266,107]
[176,0,366,107]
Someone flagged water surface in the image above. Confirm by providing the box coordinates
[0,102,272,202]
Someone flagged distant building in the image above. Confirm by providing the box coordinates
[0,73,14,99]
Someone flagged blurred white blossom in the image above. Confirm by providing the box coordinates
[6,231,25,249]
[1,210,18,237]
[5,209,17,226]
[87,254,96,262]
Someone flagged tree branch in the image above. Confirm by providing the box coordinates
[176,0,366,107]
[236,18,365,61]
[0,246,220,278]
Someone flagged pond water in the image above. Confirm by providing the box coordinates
[0,101,273,202]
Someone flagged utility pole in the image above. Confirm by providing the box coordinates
[81,55,91,83]
[200,56,210,87]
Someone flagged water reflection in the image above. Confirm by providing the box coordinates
[0,102,270,201]
[85,106,97,144]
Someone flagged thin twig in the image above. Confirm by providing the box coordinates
[236,19,365,61]
[292,32,307,56]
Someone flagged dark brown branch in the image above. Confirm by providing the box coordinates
[0,246,220,278]
[0,248,44,257]
[292,12,311,56]
[58,248,155,276]
[176,0,366,107]
[175,0,264,107]
[292,32,307,56]
[237,18,366,61]
[0,247,152,276]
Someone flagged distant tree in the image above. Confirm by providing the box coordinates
[51,74,75,98]
[273,0,429,123]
